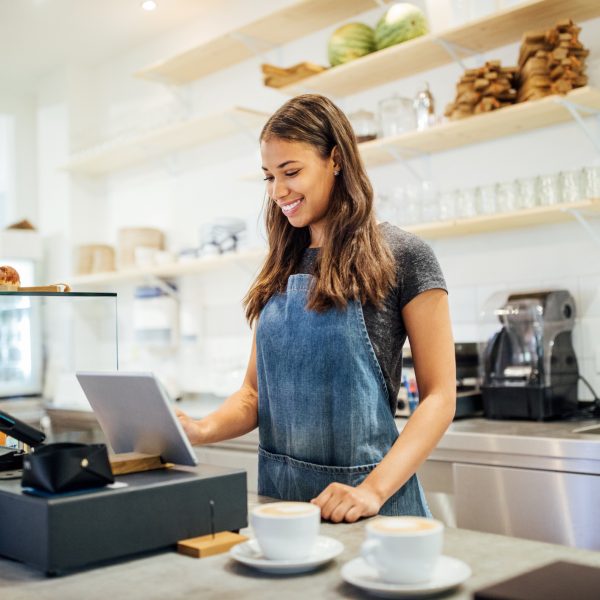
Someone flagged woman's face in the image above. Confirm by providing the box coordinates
[261,137,337,247]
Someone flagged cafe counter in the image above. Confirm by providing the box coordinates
[2,494,600,600]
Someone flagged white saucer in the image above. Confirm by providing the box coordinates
[229,535,344,574]
[341,555,471,598]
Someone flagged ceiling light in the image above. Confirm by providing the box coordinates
[141,0,157,11]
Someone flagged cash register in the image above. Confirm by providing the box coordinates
[0,409,247,575]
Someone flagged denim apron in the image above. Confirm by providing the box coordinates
[256,274,430,517]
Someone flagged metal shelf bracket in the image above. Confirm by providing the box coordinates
[383,146,426,182]
[555,96,600,155]
[226,112,262,145]
[228,32,276,64]
[140,276,180,300]
[563,206,600,247]
[433,37,485,72]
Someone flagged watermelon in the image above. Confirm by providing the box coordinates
[374,3,428,51]
[328,23,375,67]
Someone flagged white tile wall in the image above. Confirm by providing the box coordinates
[29,5,600,401]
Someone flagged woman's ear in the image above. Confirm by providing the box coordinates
[331,146,341,173]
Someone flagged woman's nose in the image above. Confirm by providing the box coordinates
[271,177,290,200]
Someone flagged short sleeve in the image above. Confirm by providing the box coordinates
[380,224,447,310]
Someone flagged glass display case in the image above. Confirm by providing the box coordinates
[0,292,117,409]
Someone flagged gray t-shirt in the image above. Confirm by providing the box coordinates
[295,222,447,413]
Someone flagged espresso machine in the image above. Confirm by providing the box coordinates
[481,290,579,421]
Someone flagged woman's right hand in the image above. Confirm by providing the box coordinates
[175,409,206,446]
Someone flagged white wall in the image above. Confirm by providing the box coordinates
[36,3,600,400]
[0,89,37,226]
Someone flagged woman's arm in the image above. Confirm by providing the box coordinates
[313,288,456,522]
[176,328,259,445]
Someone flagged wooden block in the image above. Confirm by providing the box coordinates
[109,452,170,475]
[261,61,326,89]
[177,531,249,558]
[556,18,574,30]
[522,30,546,44]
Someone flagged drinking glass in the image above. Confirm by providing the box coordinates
[495,181,519,212]
[455,188,477,219]
[420,180,439,223]
[558,170,582,203]
[402,183,422,225]
[376,192,398,224]
[378,95,417,138]
[475,184,496,215]
[537,173,560,206]
[517,177,538,210]
[438,190,457,221]
[580,166,600,199]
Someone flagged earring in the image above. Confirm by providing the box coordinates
[334,170,340,176]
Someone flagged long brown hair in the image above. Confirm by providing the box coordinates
[244,94,395,324]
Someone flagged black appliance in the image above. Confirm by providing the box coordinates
[455,342,483,418]
[481,290,579,421]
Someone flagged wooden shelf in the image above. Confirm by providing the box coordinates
[71,200,600,287]
[136,0,379,85]
[281,0,600,97]
[359,87,600,166]
[61,107,269,175]
[238,87,600,178]
[70,248,266,287]
[407,198,600,239]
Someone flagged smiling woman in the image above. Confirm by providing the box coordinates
[177,94,456,523]
[251,94,395,315]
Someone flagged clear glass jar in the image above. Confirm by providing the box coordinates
[348,109,377,143]
[378,95,417,138]
[413,83,435,131]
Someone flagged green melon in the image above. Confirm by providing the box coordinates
[328,22,376,67]
[375,3,428,51]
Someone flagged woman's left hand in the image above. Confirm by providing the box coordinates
[310,482,384,523]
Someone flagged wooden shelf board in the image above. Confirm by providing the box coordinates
[71,200,600,287]
[71,248,266,287]
[136,0,378,85]
[359,87,600,166]
[281,0,600,97]
[61,107,268,175]
[407,198,600,239]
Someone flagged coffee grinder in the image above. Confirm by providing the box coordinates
[481,290,579,421]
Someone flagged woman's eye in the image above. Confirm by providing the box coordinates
[285,170,299,177]
[263,175,274,182]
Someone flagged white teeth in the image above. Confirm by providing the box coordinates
[281,199,302,214]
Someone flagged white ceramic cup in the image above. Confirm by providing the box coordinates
[361,516,443,584]
[250,502,321,561]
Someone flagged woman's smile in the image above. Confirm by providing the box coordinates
[279,197,304,217]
